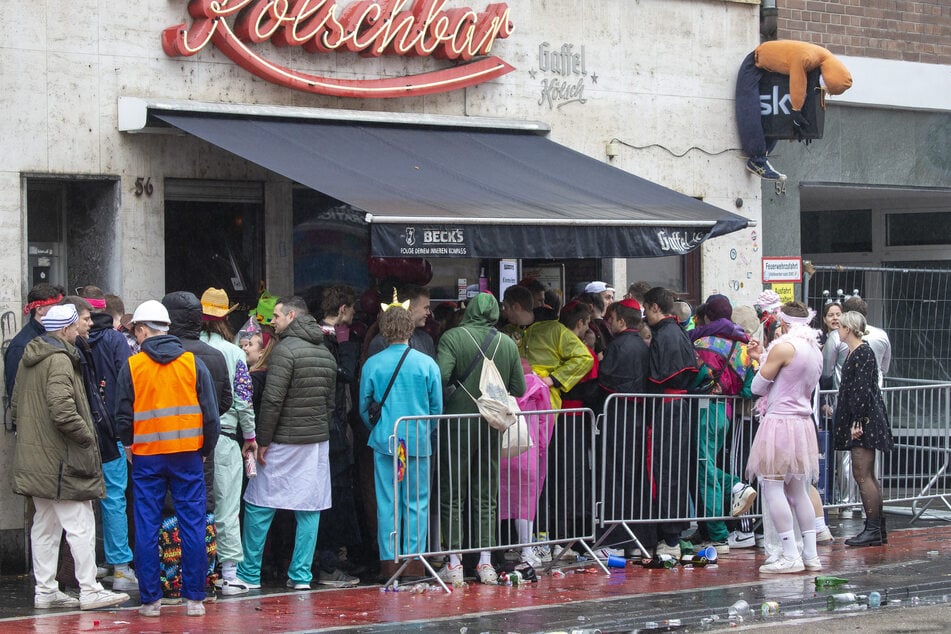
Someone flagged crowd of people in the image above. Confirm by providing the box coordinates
[3,277,896,613]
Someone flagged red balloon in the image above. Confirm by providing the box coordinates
[367,257,390,279]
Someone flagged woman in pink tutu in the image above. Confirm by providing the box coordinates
[746,301,824,574]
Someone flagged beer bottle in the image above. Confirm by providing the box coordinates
[827,592,867,609]
[814,575,849,589]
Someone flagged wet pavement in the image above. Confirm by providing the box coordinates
[1,512,949,633]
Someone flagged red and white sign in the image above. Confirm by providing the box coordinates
[762,257,803,283]
[163,0,515,99]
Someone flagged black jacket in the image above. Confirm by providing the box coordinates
[162,291,232,416]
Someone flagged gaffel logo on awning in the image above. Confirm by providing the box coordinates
[163,0,515,99]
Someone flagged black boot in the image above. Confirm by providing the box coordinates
[844,518,883,547]
[880,511,888,544]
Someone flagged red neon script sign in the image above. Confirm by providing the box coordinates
[163,0,514,99]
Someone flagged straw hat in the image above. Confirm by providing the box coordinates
[200,288,238,318]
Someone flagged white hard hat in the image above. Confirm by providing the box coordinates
[132,299,171,326]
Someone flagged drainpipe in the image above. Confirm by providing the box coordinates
[761,0,778,42]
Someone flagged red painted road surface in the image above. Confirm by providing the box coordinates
[3,525,949,633]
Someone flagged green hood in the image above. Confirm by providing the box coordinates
[460,292,500,329]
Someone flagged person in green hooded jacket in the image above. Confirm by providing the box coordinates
[436,293,525,585]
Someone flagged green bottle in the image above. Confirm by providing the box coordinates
[814,575,849,589]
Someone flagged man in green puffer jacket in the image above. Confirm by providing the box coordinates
[237,296,337,592]
[12,304,129,611]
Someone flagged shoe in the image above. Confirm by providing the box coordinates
[285,579,311,591]
[96,565,111,579]
[654,542,681,559]
[701,540,730,555]
[759,555,805,574]
[552,545,579,561]
[139,600,161,617]
[476,563,498,585]
[318,568,359,588]
[234,577,261,590]
[112,568,138,592]
[755,534,765,549]
[186,599,205,616]
[728,531,755,549]
[521,550,543,569]
[731,484,758,517]
[816,526,835,543]
[160,596,182,605]
[437,563,464,584]
[503,550,521,563]
[746,157,787,181]
[217,579,251,596]
[79,589,129,610]
[844,519,883,547]
[532,544,552,563]
[881,512,888,544]
[594,547,624,560]
[34,590,80,609]
[803,556,822,572]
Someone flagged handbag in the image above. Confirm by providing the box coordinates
[367,347,411,426]
[500,408,533,458]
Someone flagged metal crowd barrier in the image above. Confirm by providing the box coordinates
[820,383,951,521]
[595,393,760,556]
[386,408,603,593]
[380,382,951,593]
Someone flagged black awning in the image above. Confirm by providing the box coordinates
[156,112,748,258]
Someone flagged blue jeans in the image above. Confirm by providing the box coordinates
[237,503,320,586]
[132,451,207,604]
[101,442,133,565]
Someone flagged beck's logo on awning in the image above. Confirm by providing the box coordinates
[162,0,515,99]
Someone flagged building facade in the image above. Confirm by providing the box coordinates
[0,0,774,569]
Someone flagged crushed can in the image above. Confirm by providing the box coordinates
[245,452,257,478]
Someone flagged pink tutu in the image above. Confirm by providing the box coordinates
[745,414,820,482]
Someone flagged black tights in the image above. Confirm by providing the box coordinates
[850,447,882,519]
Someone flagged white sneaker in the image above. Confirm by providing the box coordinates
[521,550,543,569]
[285,579,311,591]
[816,526,835,543]
[186,599,205,616]
[759,555,805,574]
[803,556,822,571]
[731,484,757,516]
[728,531,756,549]
[34,590,80,609]
[112,568,139,592]
[96,565,111,579]
[80,589,129,610]
[532,544,552,563]
[139,600,161,617]
[476,563,498,585]
[436,563,464,584]
[552,545,579,561]
[654,542,681,559]
[217,578,251,596]
[594,546,624,560]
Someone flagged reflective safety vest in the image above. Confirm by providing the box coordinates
[129,351,204,455]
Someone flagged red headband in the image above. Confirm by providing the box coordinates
[24,295,63,314]
[86,298,106,310]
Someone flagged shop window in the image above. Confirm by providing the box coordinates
[800,209,873,253]
[886,211,951,246]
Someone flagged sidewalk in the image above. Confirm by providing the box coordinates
[1,515,949,633]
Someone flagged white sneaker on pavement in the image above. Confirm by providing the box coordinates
[728,530,756,549]
[34,591,80,609]
[521,550,543,569]
[816,526,835,543]
[437,563,464,584]
[112,567,138,592]
[139,600,161,617]
[186,599,205,616]
[80,589,129,610]
[803,556,822,571]
[654,542,681,559]
[759,555,805,574]
[594,546,624,560]
[552,545,579,561]
[476,563,498,585]
[217,578,251,596]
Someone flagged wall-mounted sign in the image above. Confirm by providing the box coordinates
[163,0,515,99]
[531,42,593,109]
[762,256,803,283]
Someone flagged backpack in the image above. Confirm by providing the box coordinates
[458,329,518,432]
[693,336,753,396]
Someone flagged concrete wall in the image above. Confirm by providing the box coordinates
[0,0,762,568]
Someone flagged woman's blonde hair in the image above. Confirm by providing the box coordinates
[249,328,277,372]
[839,311,869,339]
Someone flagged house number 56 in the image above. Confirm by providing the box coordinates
[134,177,153,197]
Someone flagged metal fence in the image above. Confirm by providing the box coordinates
[386,408,603,592]
[385,383,950,591]
[803,264,951,381]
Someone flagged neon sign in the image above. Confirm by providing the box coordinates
[163,0,515,99]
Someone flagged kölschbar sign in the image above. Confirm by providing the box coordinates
[163,0,514,99]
